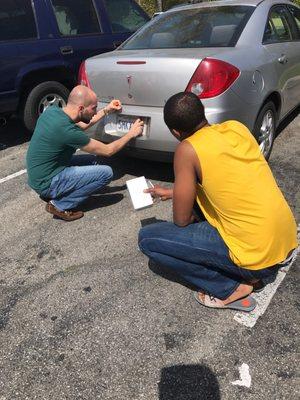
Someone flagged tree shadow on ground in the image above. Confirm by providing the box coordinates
[158,364,221,400]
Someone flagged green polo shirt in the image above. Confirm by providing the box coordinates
[26,107,90,194]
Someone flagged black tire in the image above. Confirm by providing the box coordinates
[253,101,277,160]
[23,81,69,131]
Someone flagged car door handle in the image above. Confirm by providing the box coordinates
[278,55,287,64]
[60,46,73,55]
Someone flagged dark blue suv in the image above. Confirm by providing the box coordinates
[0,0,149,131]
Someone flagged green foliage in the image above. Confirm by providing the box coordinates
[139,0,193,16]
[139,0,157,16]
[139,0,300,15]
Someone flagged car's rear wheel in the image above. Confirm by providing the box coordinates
[23,81,69,132]
[253,101,277,160]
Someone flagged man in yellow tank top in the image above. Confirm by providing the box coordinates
[138,92,297,312]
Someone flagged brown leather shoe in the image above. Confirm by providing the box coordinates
[45,202,84,221]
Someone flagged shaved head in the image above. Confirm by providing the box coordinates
[64,85,98,124]
[68,85,97,107]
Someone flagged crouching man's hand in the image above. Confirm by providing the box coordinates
[144,185,173,201]
[106,99,122,113]
[128,119,144,139]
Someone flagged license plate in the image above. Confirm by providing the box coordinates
[117,117,135,133]
[104,115,148,137]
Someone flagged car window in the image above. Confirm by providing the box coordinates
[263,20,278,43]
[51,0,101,36]
[120,6,254,49]
[263,6,292,43]
[104,0,149,33]
[288,5,300,39]
[0,0,37,41]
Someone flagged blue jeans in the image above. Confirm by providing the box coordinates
[138,221,279,300]
[41,155,113,210]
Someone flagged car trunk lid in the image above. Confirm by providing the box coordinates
[85,48,229,107]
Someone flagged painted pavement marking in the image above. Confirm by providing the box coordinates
[0,169,27,184]
[234,225,299,328]
[231,363,252,388]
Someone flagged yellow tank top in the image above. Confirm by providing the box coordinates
[186,120,297,270]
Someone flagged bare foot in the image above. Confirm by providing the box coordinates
[223,283,253,305]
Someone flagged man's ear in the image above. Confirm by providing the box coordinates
[171,129,182,140]
[78,105,84,112]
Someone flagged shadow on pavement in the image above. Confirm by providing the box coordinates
[93,184,127,194]
[80,193,124,212]
[148,259,197,291]
[158,364,221,400]
[0,115,31,150]
[97,153,174,183]
[276,105,300,136]
[140,217,167,227]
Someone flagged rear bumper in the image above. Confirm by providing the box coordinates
[87,94,260,157]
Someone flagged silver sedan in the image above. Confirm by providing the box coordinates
[82,0,300,160]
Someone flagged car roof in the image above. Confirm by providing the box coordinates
[167,0,296,12]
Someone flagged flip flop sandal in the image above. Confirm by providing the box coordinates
[194,291,256,312]
[251,280,266,293]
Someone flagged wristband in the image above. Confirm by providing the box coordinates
[103,107,109,116]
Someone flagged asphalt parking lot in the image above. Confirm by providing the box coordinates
[0,112,299,400]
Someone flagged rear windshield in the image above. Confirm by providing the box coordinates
[120,5,254,49]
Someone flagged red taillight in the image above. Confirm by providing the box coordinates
[78,61,91,88]
[185,58,240,99]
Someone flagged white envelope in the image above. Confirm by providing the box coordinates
[126,176,153,210]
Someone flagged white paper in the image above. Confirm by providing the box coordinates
[126,176,153,210]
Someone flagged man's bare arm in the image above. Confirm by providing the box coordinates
[77,108,107,131]
[77,100,122,131]
[81,119,143,157]
[173,141,201,227]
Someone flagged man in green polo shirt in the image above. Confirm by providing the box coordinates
[26,85,143,221]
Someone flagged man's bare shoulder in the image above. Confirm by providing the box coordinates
[174,139,202,183]
[175,140,196,159]
[175,140,198,165]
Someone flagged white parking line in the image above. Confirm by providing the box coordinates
[0,169,27,184]
[0,150,80,184]
[234,225,299,328]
